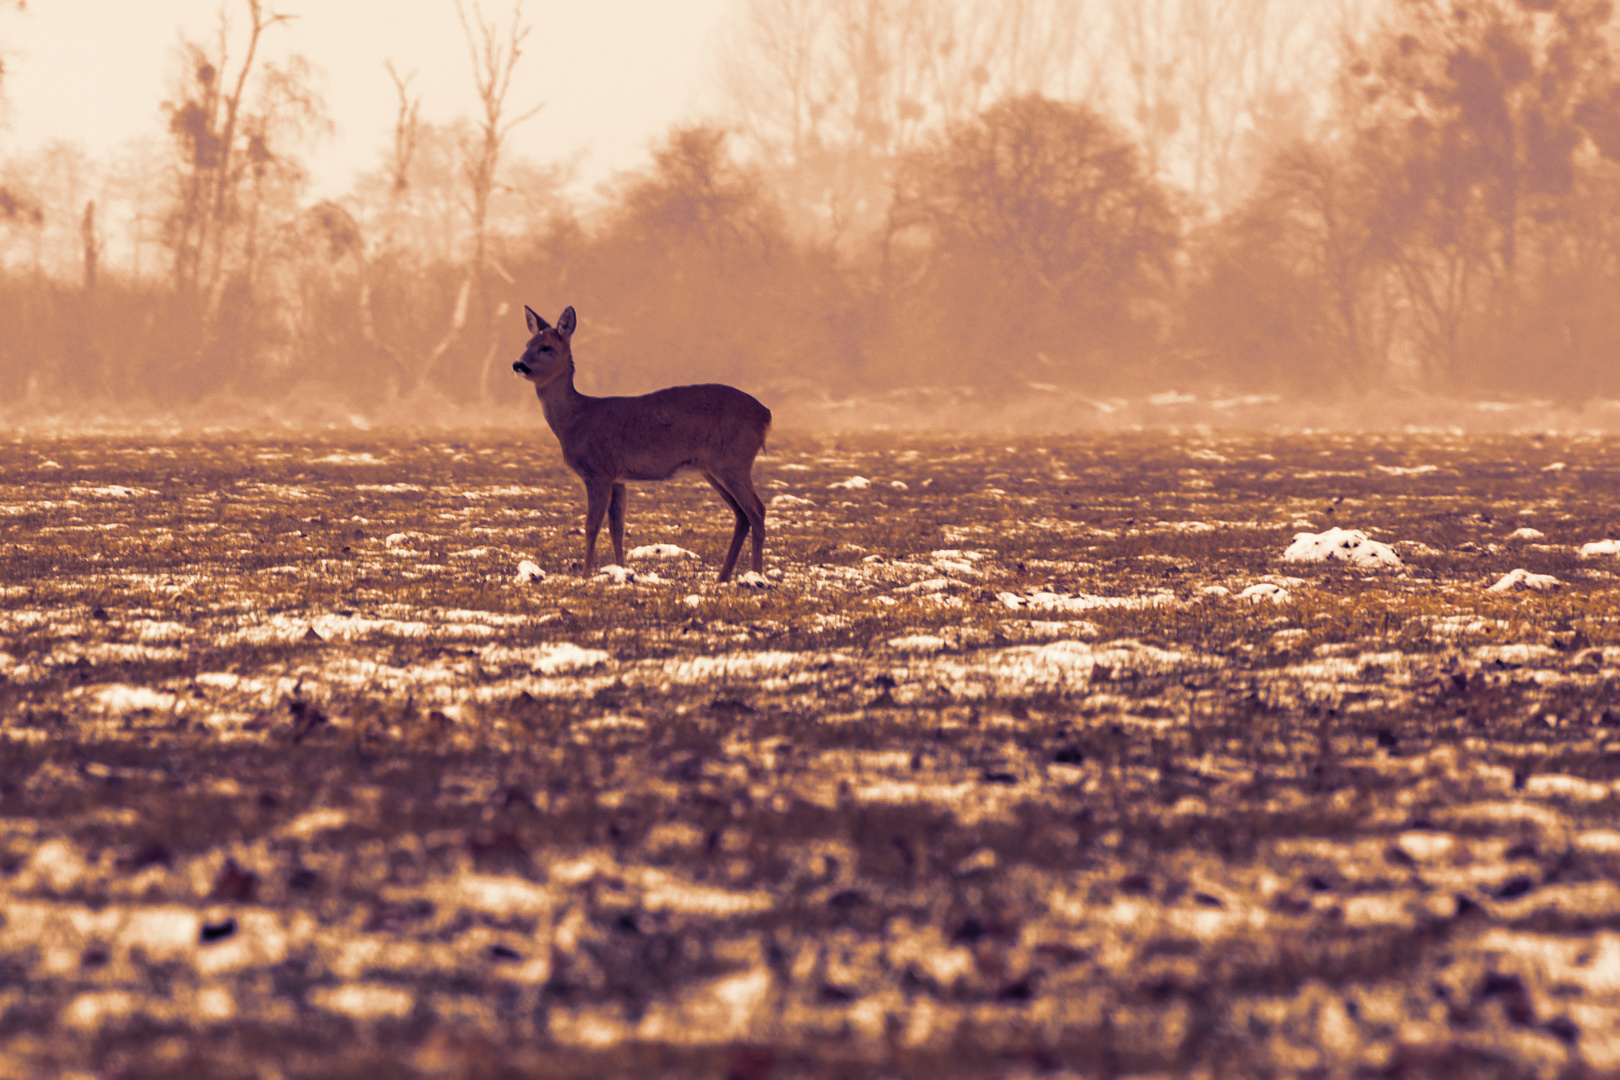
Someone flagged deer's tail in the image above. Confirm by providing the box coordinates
[757,405,773,454]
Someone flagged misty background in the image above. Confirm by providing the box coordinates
[2,0,1619,429]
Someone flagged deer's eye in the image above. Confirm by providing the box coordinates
[540,345,554,353]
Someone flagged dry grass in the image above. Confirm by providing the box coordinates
[1,429,1619,1078]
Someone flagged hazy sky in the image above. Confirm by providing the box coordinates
[1,0,733,199]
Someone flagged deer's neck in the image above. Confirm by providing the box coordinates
[535,367,590,436]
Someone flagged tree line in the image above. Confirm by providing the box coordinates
[2,0,1619,423]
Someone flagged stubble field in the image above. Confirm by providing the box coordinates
[2,428,1620,1079]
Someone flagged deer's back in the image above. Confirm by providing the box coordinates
[559,383,771,482]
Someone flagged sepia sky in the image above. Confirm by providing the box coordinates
[1,0,732,199]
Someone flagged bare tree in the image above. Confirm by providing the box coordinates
[1109,0,1185,180]
[348,60,424,401]
[720,0,1352,226]
[384,61,422,196]
[80,199,97,291]
[1340,0,1620,384]
[0,0,32,234]
[165,0,290,295]
[103,139,171,280]
[0,0,24,112]
[1192,0,1620,395]
[454,0,542,401]
[365,7,545,402]
[150,0,327,405]
[0,142,97,276]
[1107,0,1335,211]
[719,0,1097,251]
[162,0,324,317]
[0,173,42,257]
[358,61,433,260]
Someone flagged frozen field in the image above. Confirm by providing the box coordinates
[3,430,1620,1077]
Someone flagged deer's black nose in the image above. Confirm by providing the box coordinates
[513,362,530,374]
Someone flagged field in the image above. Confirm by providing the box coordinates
[3,428,1620,1079]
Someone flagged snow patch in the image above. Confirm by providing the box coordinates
[71,485,154,498]
[628,544,698,560]
[636,968,772,1045]
[1240,583,1290,603]
[479,643,609,674]
[888,635,948,653]
[87,685,178,713]
[62,991,140,1029]
[976,639,1189,691]
[1487,568,1561,593]
[311,984,414,1020]
[1283,527,1402,570]
[638,871,773,916]
[281,808,351,838]
[999,589,1177,613]
[438,873,553,916]
[581,714,646,733]
[1027,620,1100,638]
[655,651,833,684]
[231,614,497,645]
[135,621,188,644]
[313,451,385,465]
[21,837,88,892]
[1523,774,1610,802]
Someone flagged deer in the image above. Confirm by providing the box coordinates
[513,305,772,583]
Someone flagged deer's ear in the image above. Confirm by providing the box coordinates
[557,306,577,338]
[525,305,547,335]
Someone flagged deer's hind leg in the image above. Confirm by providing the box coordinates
[708,469,767,580]
[733,472,767,574]
[607,483,627,567]
[704,472,751,582]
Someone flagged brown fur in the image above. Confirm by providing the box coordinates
[513,305,772,582]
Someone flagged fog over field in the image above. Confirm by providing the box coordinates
[3,0,1620,427]
[8,2,1620,1078]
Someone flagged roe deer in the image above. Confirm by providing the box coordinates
[513,305,772,583]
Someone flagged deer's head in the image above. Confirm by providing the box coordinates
[514,305,576,386]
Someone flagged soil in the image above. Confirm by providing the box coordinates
[0,429,1618,1078]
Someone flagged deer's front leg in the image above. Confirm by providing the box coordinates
[582,480,612,575]
[608,483,627,567]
